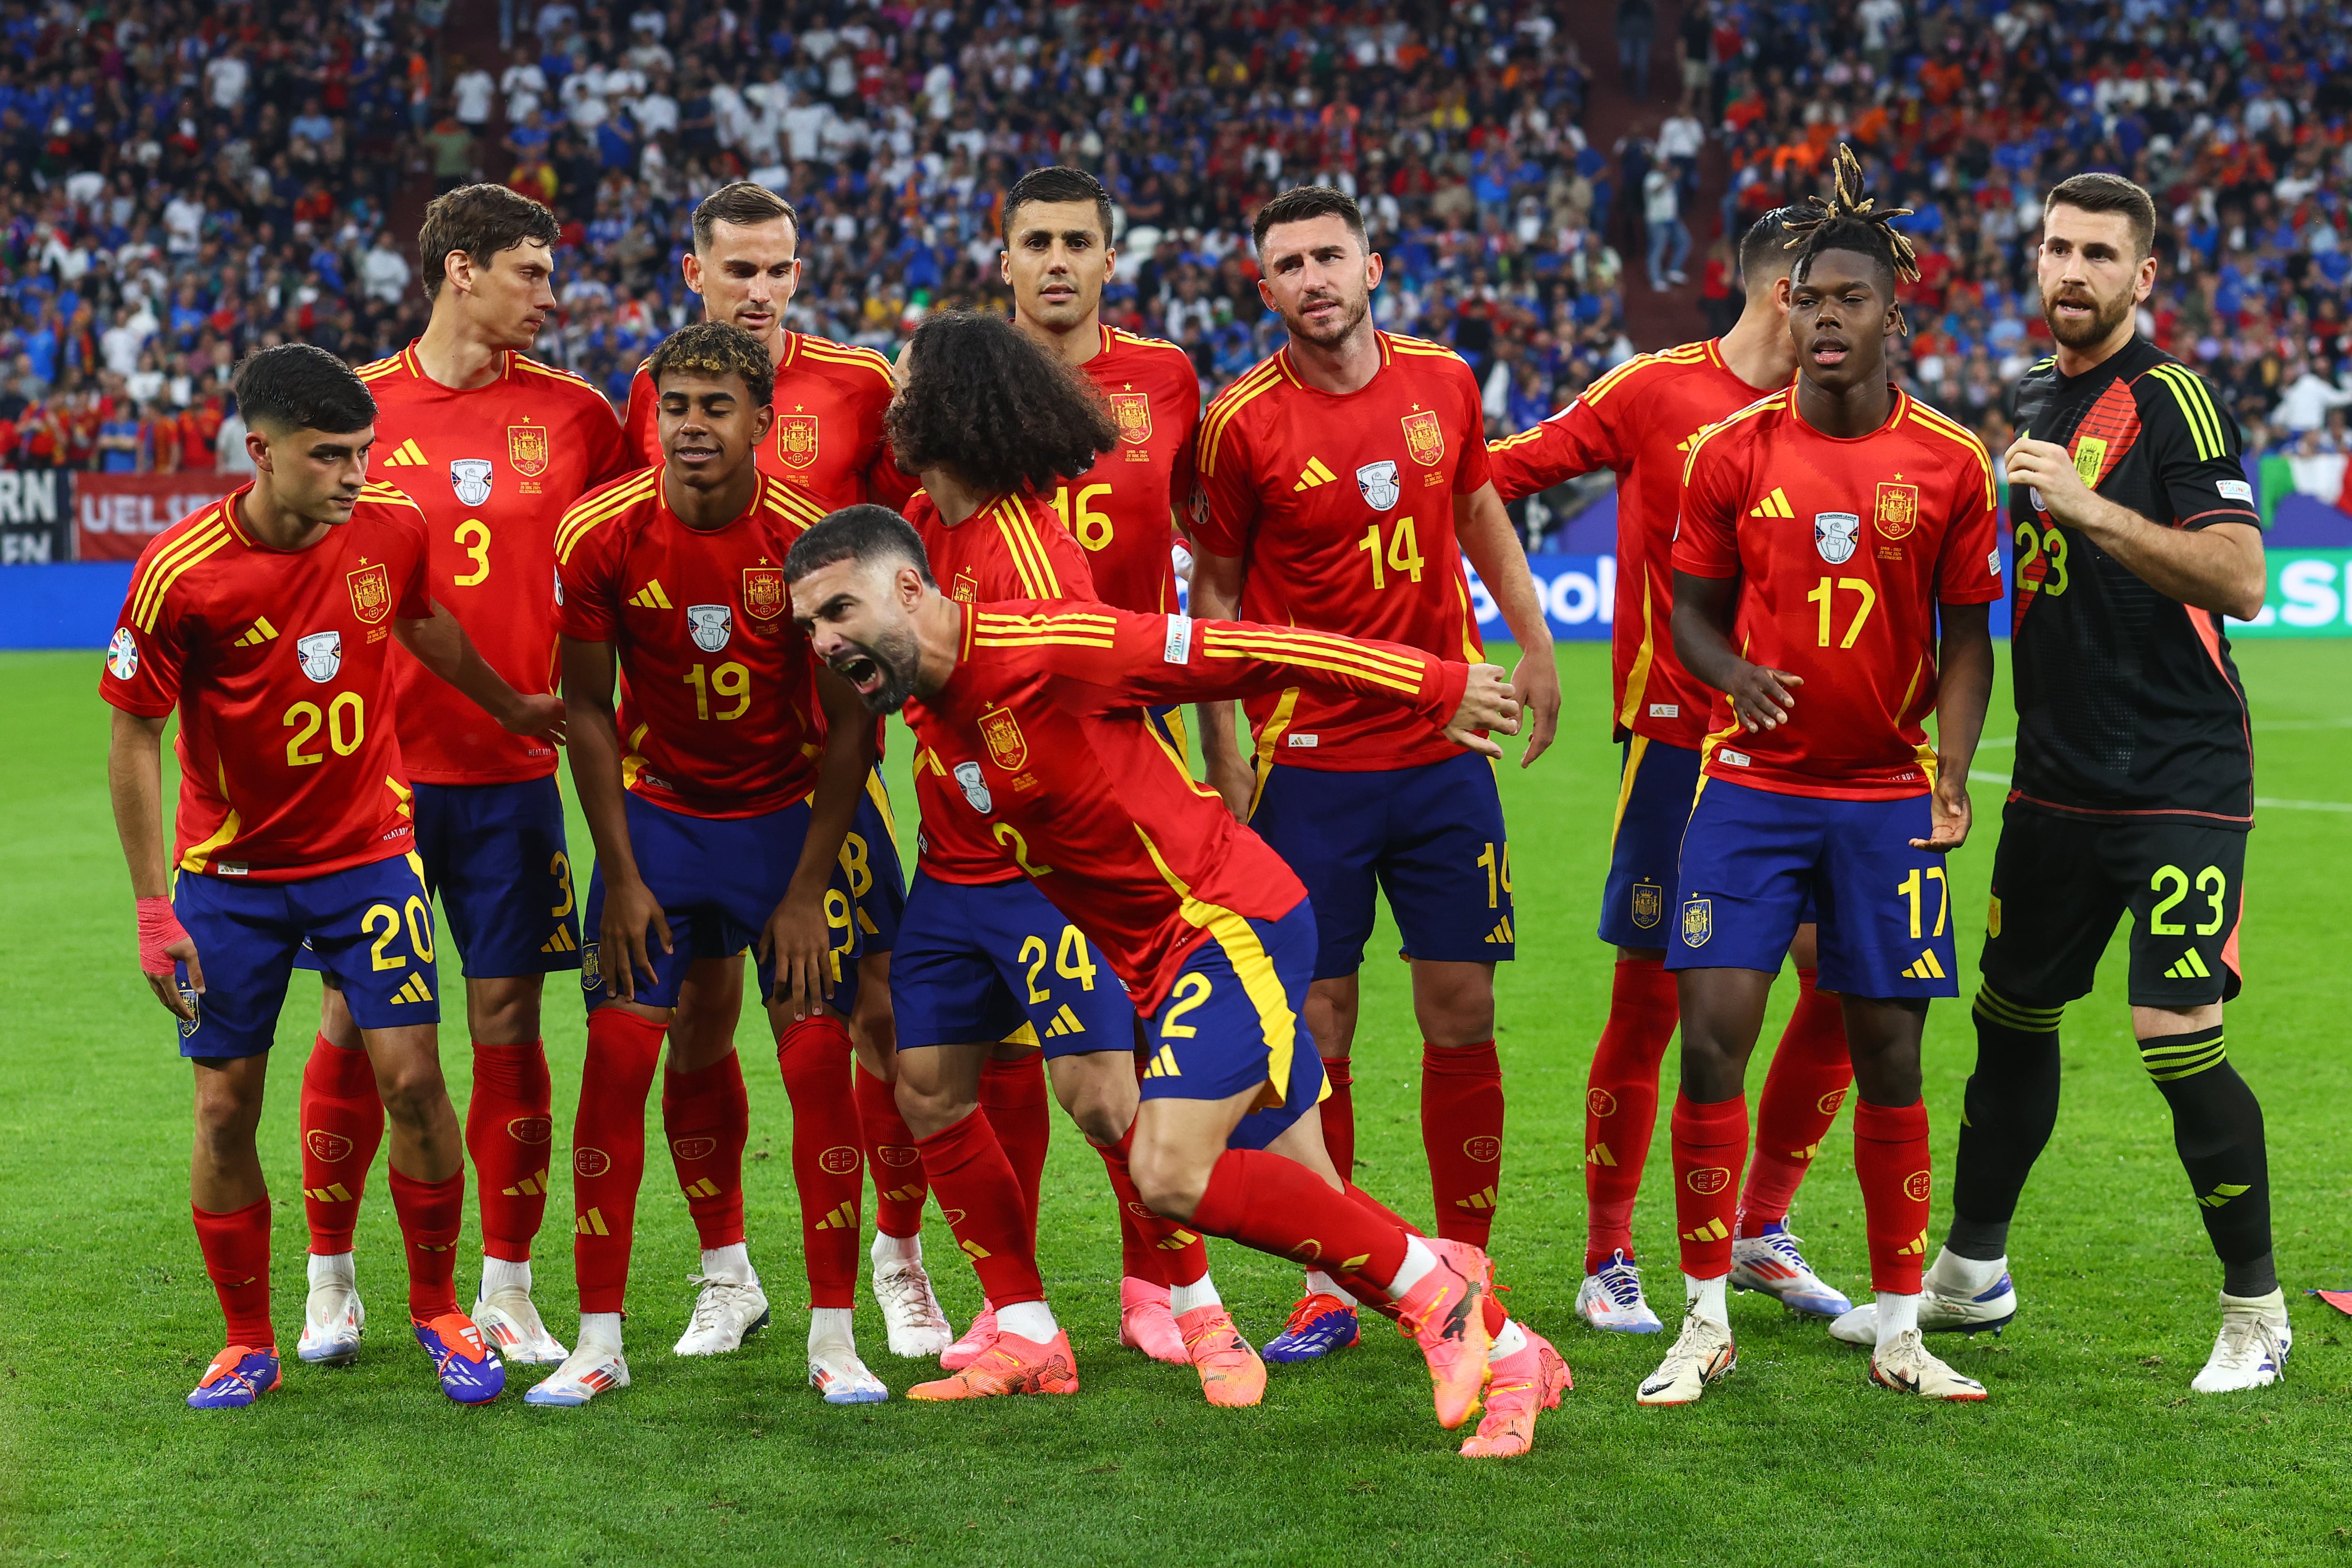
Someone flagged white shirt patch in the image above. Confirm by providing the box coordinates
[1647,702,1678,718]
[1287,733,1319,748]
[1162,613,1193,664]
[1719,748,1751,767]
[1988,548,2002,578]
[2216,478,2254,503]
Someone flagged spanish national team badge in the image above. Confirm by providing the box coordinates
[1681,896,1713,947]
[774,413,819,470]
[1632,881,1662,930]
[177,982,201,1038]
[1109,390,1152,446]
[1986,893,2002,939]
[686,604,732,652]
[1813,511,1860,565]
[1356,459,1401,510]
[450,458,494,507]
[952,568,979,604]
[346,561,393,624]
[295,630,342,683]
[1400,407,1446,466]
[979,705,1028,772]
[507,424,549,478]
[1874,480,1920,540]
[741,565,786,621]
[580,942,601,991]
[2072,435,2107,488]
[953,760,994,814]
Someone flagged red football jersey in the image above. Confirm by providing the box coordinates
[907,602,1469,1015]
[99,482,434,881]
[1672,387,2003,800]
[1194,332,1491,771]
[554,469,826,819]
[903,489,1097,884]
[1488,340,1774,748]
[623,329,917,509]
[357,345,634,785]
[1047,325,1199,613]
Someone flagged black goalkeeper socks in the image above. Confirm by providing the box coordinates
[1945,986,2065,1261]
[2140,1026,2275,1292]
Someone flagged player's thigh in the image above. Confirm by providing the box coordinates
[1140,898,1327,1155]
[1813,794,1961,1001]
[1978,804,2124,1007]
[578,798,715,1015]
[1378,749,1517,965]
[299,853,446,1033]
[1247,761,1384,980]
[2114,822,2246,1009]
[1599,735,1700,947]
[1667,777,1814,978]
[973,877,1136,1061]
[418,777,583,979]
[889,873,1031,1052]
[170,872,305,1060]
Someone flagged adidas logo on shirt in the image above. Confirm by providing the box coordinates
[1293,457,1338,492]
[380,438,429,468]
[1749,487,1794,518]
[628,580,674,610]
[233,617,278,647]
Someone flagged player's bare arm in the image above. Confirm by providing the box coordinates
[559,632,670,998]
[1911,600,1994,852]
[760,663,876,1020]
[1670,568,1802,730]
[390,601,566,742]
[1454,480,1559,764]
[2002,435,2265,619]
[1187,543,1252,816]
[105,708,202,1020]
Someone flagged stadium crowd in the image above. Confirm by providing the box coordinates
[4,0,2352,480]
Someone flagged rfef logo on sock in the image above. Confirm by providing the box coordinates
[1587,1088,1618,1118]
[1462,1135,1501,1162]
[818,1145,861,1175]
[1904,1170,1933,1202]
[1686,1166,1731,1195]
[507,1116,552,1145]
[671,1136,718,1161]
[574,1147,611,1178]
[305,1129,354,1162]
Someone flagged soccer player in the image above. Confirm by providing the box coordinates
[782,507,1561,1451]
[1191,185,1562,1361]
[998,163,1221,1358]
[873,310,1251,1405]
[1640,150,1999,1405]
[295,184,635,1372]
[1488,208,1857,1332]
[527,323,885,1408]
[623,181,942,1353]
[1838,173,2284,1394]
[102,343,565,1408]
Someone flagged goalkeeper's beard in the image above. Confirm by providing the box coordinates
[2042,277,2134,350]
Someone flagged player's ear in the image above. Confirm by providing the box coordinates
[681,250,703,297]
[444,248,474,298]
[1888,302,1908,339]
[1364,248,1384,290]
[998,249,1013,286]
[748,400,774,445]
[896,563,925,607]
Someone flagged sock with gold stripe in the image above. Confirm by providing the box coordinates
[572,1008,665,1315]
[1947,984,2063,1261]
[978,1053,1050,1255]
[777,1015,864,1309]
[915,1108,1045,1307]
[663,1051,749,1250]
[2140,1026,2275,1295]
[1421,1041,1504,1248]
[1669,1091,1745,1281]
[299,1035,383,1256]
[1854,1098,1931,1295]
[467,1039,553,1264]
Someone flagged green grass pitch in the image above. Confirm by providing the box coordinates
[3,640,2349,1566]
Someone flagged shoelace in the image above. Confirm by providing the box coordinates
[875,1264,948,1326]
[1600,1260,1645,1309]
[1182,1314,1239,1358]
[2213,1314,2277,1369]
[685,1275,754,1333]
[1281,1294,1343,1334]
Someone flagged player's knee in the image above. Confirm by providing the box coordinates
[1127,1144,1206,1223]
[891,1066,970,1139]
[464,978,540,1046]
[190,1071,265,1143]
[373,1058,451,1127]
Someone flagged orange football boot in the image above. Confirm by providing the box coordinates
[1395,1237,1493,1430]
[906,1328,1080,1400]
[1459,1327,1572,1457]
[1176,1306,1267,1408]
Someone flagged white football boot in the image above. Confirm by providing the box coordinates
[1635,1313,1737,1405]
[1869,1328,1988,1400]
[1729,1222,1853,1318]
[524,1342,630,1407]
[296,1254,366,1366]
[871,1254,954,1358]
[809,1310,889,1404]
[1576,1250,1665,1334]
[475,1284,570,1366]
[1831,1250,2017,1345]
[2191,1289,2291,1393]
[673,1273,772,1356]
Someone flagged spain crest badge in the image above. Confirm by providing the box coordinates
[775,414,819,470]
[978,705,1028,771]
[346,561,393,625]
[1109,391,1152,446]
[741,565,787,621]
[1631,881,1662,929]
[508,424,549,478]
[1400,408,1446,467]
[1874,480,1921,540]
[1681,896,1713,947]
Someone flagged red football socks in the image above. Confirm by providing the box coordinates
[299,1035,383,1255]
[1422,1040,1504,1248]
[777,1014,863,1309]
[978,1053,1050,1252]
[1096,1123,1207,1287]
[663,1051,749,1251]
[1855,1098,1933,1294]
[1319,1052,1356,1183]
[855,1061,927,1239]
[1584,955,1678,1271]
[467,1038,554,1264]
[1670,1091,1748,1281]
[1191,1148,1408,1290]
[572,1008,665,1315]
[916,1108,1045,1305]
[386,1166,464,1321]
[1740,969,1852,1234]
[191,1197,274,1348]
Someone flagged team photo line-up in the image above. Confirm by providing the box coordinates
[103,145,2277,1455]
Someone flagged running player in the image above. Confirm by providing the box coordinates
[624,181,941,1353]
[1488,208,1856,1332]
[526,322,883,1408]
[1191,185,1562,1361]
[874,311,1250,1406]
[1639,150,1999,1405]
[998,163,1218,1361]
[1838,173,2283,1394]
[102,343,564,1408]
[782,508,1569,1453]
[294,184,635,1372]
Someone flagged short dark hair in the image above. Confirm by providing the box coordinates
[645,321,774,406]
[884,311,1116,496]
[1736,207,1801,289]
[2044,171,2157,261]
[231,343,375,434]
[1002,166,1115,246]
[692,180,801,254]
[418,183,560,301]
[783,503,935,587]
[1252,185,1368,255]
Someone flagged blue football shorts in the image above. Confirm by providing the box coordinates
[890,871,1136,1056]
[1137,898,1329,1152]
[846,766,906,957]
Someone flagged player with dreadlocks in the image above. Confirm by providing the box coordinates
[1637,145,2002,1405]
